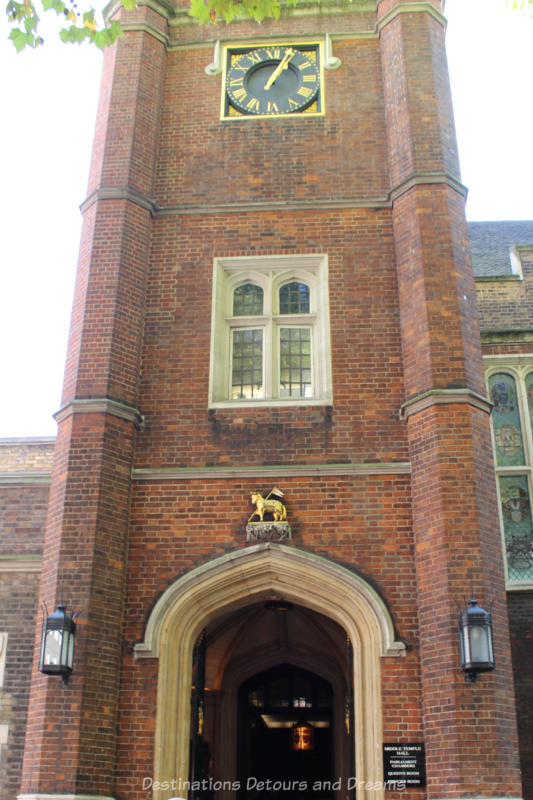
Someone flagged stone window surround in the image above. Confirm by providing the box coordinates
[209,254,332,408]
[0,632,7,688]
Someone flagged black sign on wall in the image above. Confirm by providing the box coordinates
[383,743,426,787]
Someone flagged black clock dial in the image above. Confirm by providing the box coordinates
[226,46,320,116]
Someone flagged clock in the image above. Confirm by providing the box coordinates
[223,44,323,119]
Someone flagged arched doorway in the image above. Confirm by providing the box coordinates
[238,664,334,799]
[135,543,405,800]
[194,600,351,800]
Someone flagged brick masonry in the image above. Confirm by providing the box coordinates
[0,439,54,473]
[0,442,49,799]
[1,1,531,800]
[508,592,533,798]
[476,246,533,337]
[474,243,533,796]
[0,568,41,800]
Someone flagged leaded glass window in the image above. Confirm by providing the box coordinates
[279,328,312,398]
[209,255,331,406]
[499,476,533,583]
[487,366,533,587]
[489,373,525,466]
[279,282,310,314]
[233,284,263,316]
[231,329,264,399]
[526,372,533,433]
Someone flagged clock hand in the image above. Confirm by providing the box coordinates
[264,48,295,91]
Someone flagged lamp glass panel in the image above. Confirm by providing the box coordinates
[44,629,62,666]
[469,624,490,663]
[460,621,471,664]
[66,632,75,669]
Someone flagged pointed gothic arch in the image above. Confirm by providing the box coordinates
[134,543,405,800]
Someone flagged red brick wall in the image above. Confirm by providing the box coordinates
[20,6,168,794]
[0,486,48,556]
[476,246,533,334]
[114,473,420,799]
[156,39,388,208]
[479,243,533,800]
[14,1,527,798]
[0,572,41,800]
[0,443,49,800]
[378,2,521,795]
[508,592,533,800]
[136,208,406,467]
[0,440,54,473]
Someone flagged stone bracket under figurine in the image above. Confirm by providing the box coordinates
[246,521,292,542]
[246,488,292,543]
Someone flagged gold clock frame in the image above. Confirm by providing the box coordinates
[220,40,325,121]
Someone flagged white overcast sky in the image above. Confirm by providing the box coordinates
[0,0,532,439]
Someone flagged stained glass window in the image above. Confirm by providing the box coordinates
[526,372,533,435]
[499,476,533,583]
[279,328,312,398]
[279,282,310,314]
[488,367,533,586]
[489,373,525,466]
[233,284,263,316]
[231,329,264,399]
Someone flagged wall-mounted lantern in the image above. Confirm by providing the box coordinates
[458,596,495,682]
[39,603,77,684]
[291,721,314,751]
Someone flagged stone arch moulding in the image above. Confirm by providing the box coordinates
[134,543,406,800]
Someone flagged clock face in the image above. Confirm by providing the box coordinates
[224,44,322,118]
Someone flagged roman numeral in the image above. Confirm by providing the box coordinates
[266,48,281,59]
[231,87,247,101]
[267,101,279,114]
[297,86,314,99]
[246,96,261,111]
[229,77,244,88]
[303,74,317,83]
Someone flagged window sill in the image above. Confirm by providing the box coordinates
[209,398,333,410]
[506,581,533,592]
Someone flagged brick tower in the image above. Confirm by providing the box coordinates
[17,2,524,800]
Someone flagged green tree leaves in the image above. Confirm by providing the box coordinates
[507,0,533,12]
[6,0,127,50]
[6,0,532,51]
[188,0,284,24]
[5,0,304,49]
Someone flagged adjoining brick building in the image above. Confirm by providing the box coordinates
[0,2,532,800]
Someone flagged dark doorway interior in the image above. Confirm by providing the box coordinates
[238,664,334,800]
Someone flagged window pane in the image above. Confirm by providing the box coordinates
[489,373,525,466]
[231,330,263,399]
[279,282,310,314]
[249,689,264,708]
[279,328,312,398]
[499,475,533,583]
[233,284,263,316]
